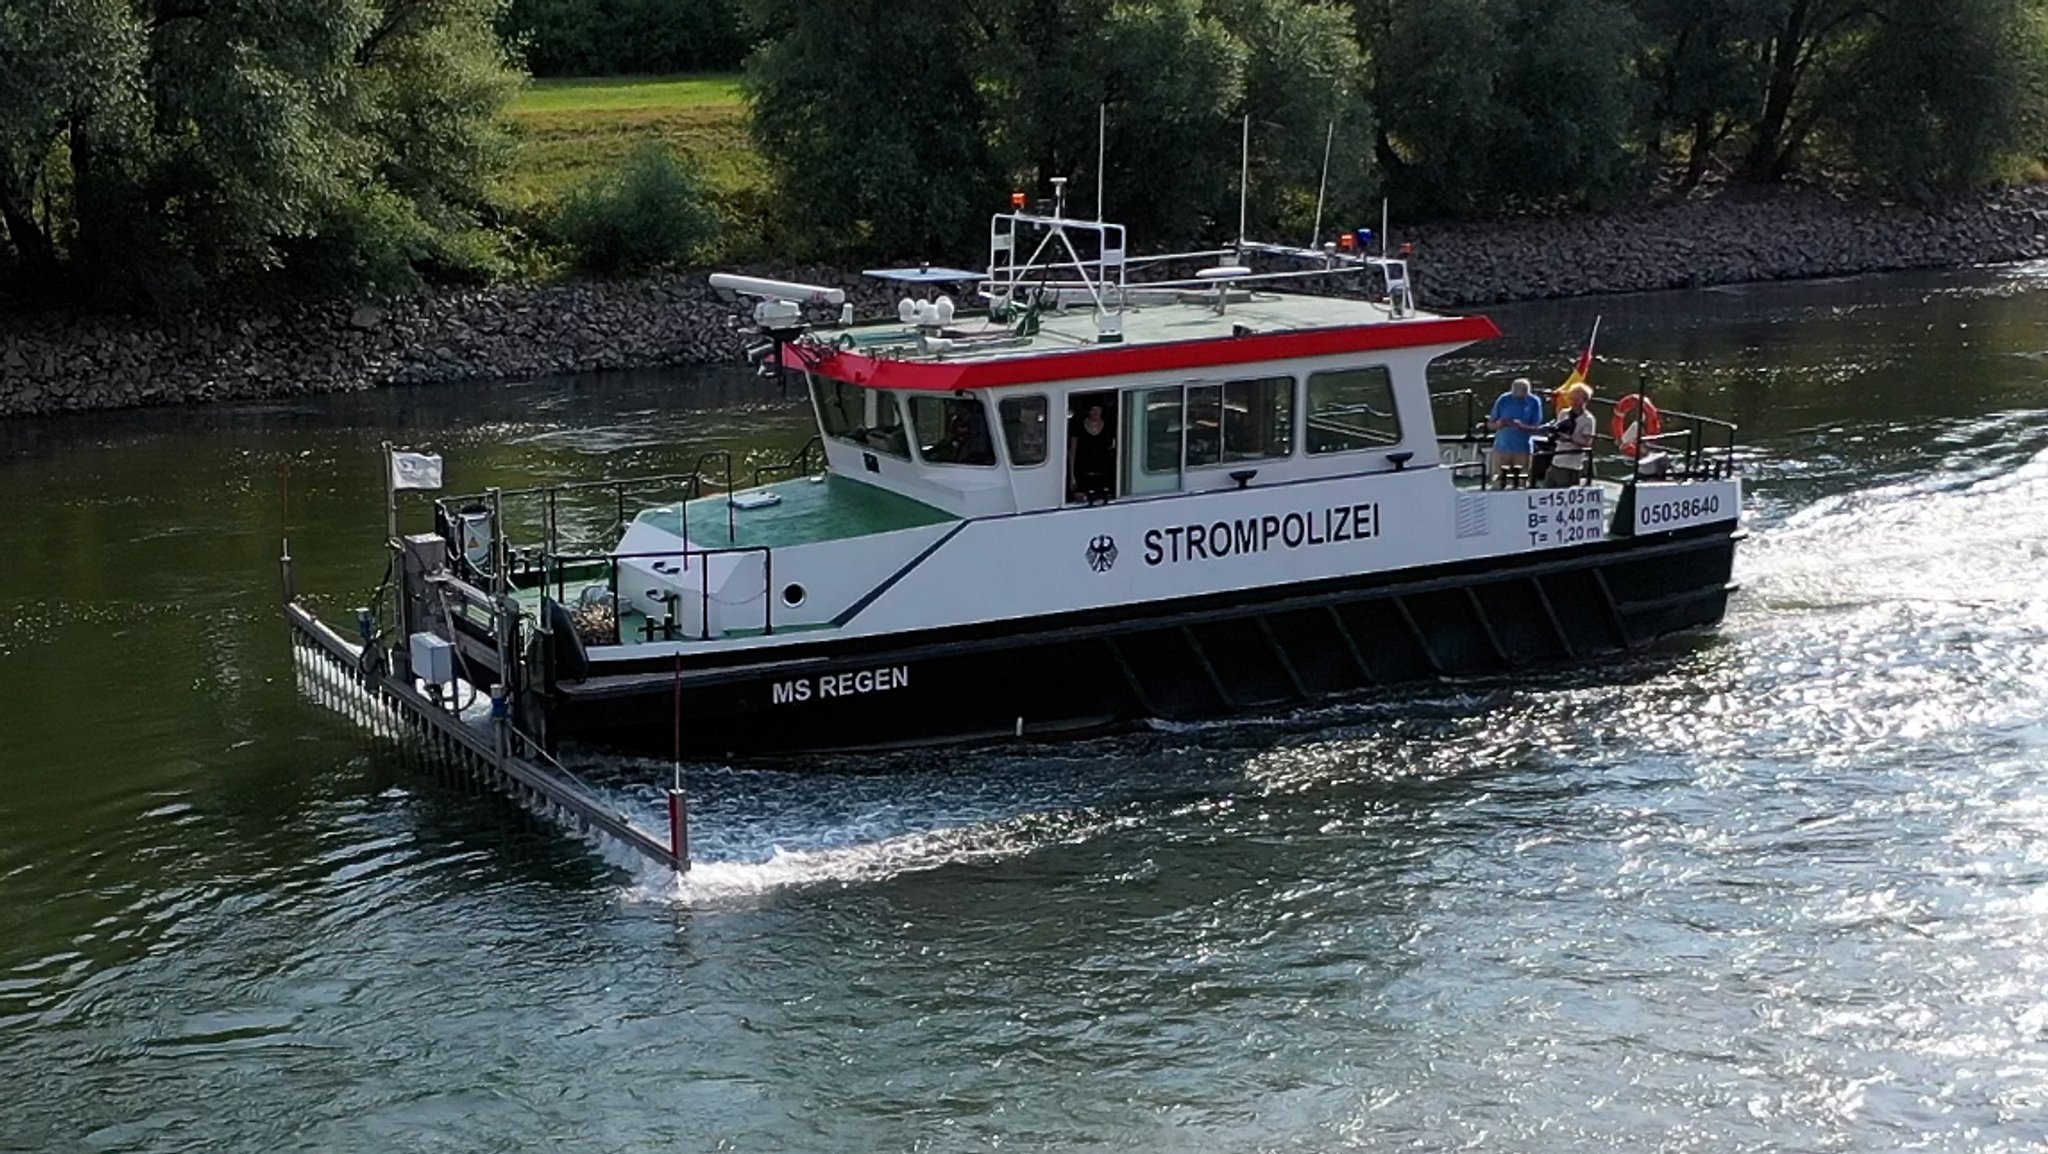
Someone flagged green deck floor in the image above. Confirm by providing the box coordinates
[635,473,954,550]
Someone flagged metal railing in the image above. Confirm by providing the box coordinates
[547,544,777,646]
[435,471,712,589]
[752,435,824,487]
[435,440,824,591]
[1430,386,1738,488]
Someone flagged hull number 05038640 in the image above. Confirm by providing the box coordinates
[1638,492,1724,529]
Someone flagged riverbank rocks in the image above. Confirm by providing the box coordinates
[7,185,2048,418]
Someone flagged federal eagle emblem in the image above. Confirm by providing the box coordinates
[1085,535,1118,573]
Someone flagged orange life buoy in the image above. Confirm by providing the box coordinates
[1611,394,1663,458]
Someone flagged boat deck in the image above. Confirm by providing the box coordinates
[824,290,1436,364]
[639,473,955,550]
[512,476,953,646]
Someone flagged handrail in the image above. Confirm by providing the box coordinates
[548,544,778,645]
[689,451,737,544]
[1437,383,1738,489]
[1429,388,1486,442]
[753,435,824,487]
[435,470,715,584]
[440,470,712,508]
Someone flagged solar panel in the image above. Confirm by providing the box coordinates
[862,267,984,284]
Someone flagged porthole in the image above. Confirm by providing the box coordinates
[782,583,807,607]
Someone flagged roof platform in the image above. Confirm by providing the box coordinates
[785,300,1499,392]
[771,202,1498,391]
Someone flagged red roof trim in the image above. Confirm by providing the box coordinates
[785,315,1501,391]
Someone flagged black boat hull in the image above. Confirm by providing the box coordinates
[545,523,1738,757]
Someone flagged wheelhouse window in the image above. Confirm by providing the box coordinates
[1185,376,1293,467]
[999,396,1049,466]
[812,377,862,440]
[1306,366,1402,454]
[1140,387,1184,474]
[867,390,911,459]
[812,379,909,458]
[909,396,996,466]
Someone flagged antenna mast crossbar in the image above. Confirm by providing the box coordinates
[988,209,1129,317]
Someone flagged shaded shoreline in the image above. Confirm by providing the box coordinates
[6,185,2048,418]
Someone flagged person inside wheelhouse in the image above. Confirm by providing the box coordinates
[1068,394,1116,503]
[916,397,996,465]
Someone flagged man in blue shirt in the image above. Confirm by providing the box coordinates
[1488,377,1545,484]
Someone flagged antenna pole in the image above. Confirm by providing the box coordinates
[1237,114,1251,249]
[1310,120,1335,249]
[381,440,397,544]
[1381,198,1390,259]
[1096,104,1107,223]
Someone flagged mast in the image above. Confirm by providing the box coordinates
[1309,121,1335,249]
[1237,114,1250,250]
[1096,104,1107,224]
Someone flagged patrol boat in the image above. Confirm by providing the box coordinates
[356,188,1742,757]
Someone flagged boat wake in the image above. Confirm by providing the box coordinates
[573,748,1218,906]
[621,807,1110,906]
[1739,415,2048,613]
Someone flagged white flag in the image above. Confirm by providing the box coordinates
[390,450,444,491]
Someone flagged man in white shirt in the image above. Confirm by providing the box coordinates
[1545,384,1596,488]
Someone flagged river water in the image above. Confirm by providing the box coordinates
[4,268,2048,1152]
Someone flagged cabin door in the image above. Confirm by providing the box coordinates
[1122,386,1183,497]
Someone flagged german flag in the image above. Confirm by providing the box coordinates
[1554,317,1600,414]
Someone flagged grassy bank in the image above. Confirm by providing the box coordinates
[501,73,768,245]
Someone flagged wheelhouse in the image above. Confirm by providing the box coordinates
[775,204,1498,523]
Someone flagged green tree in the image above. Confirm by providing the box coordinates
[1209,0,1377,242]
[1630,0,1769,188]
[554,143,718,274]
[971,0,1245,244]
[1834,0,2048,197]
[1362,0,1645,216]
[1738,0,1882,181]
[335,0,522,285]
[745,1,1000,260]
[0,0,145,289]
[1091,1,1246,241]
[501,0,748,77]
[1488,0,1646,206]
[0,0,518,306]
[1359,0,1510,215]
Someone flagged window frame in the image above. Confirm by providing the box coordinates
[1177,374,1297,470]
[811,376,864,443]
[998,394,1051,468]
[1138,386,1186,477]
[1303,365,1403,456]
[865,389,912,460]
[907,394,998,468]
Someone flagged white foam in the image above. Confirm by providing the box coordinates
[619,809,1106,908]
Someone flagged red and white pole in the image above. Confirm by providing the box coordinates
[667,787,689,870]
[668,652,687,870]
